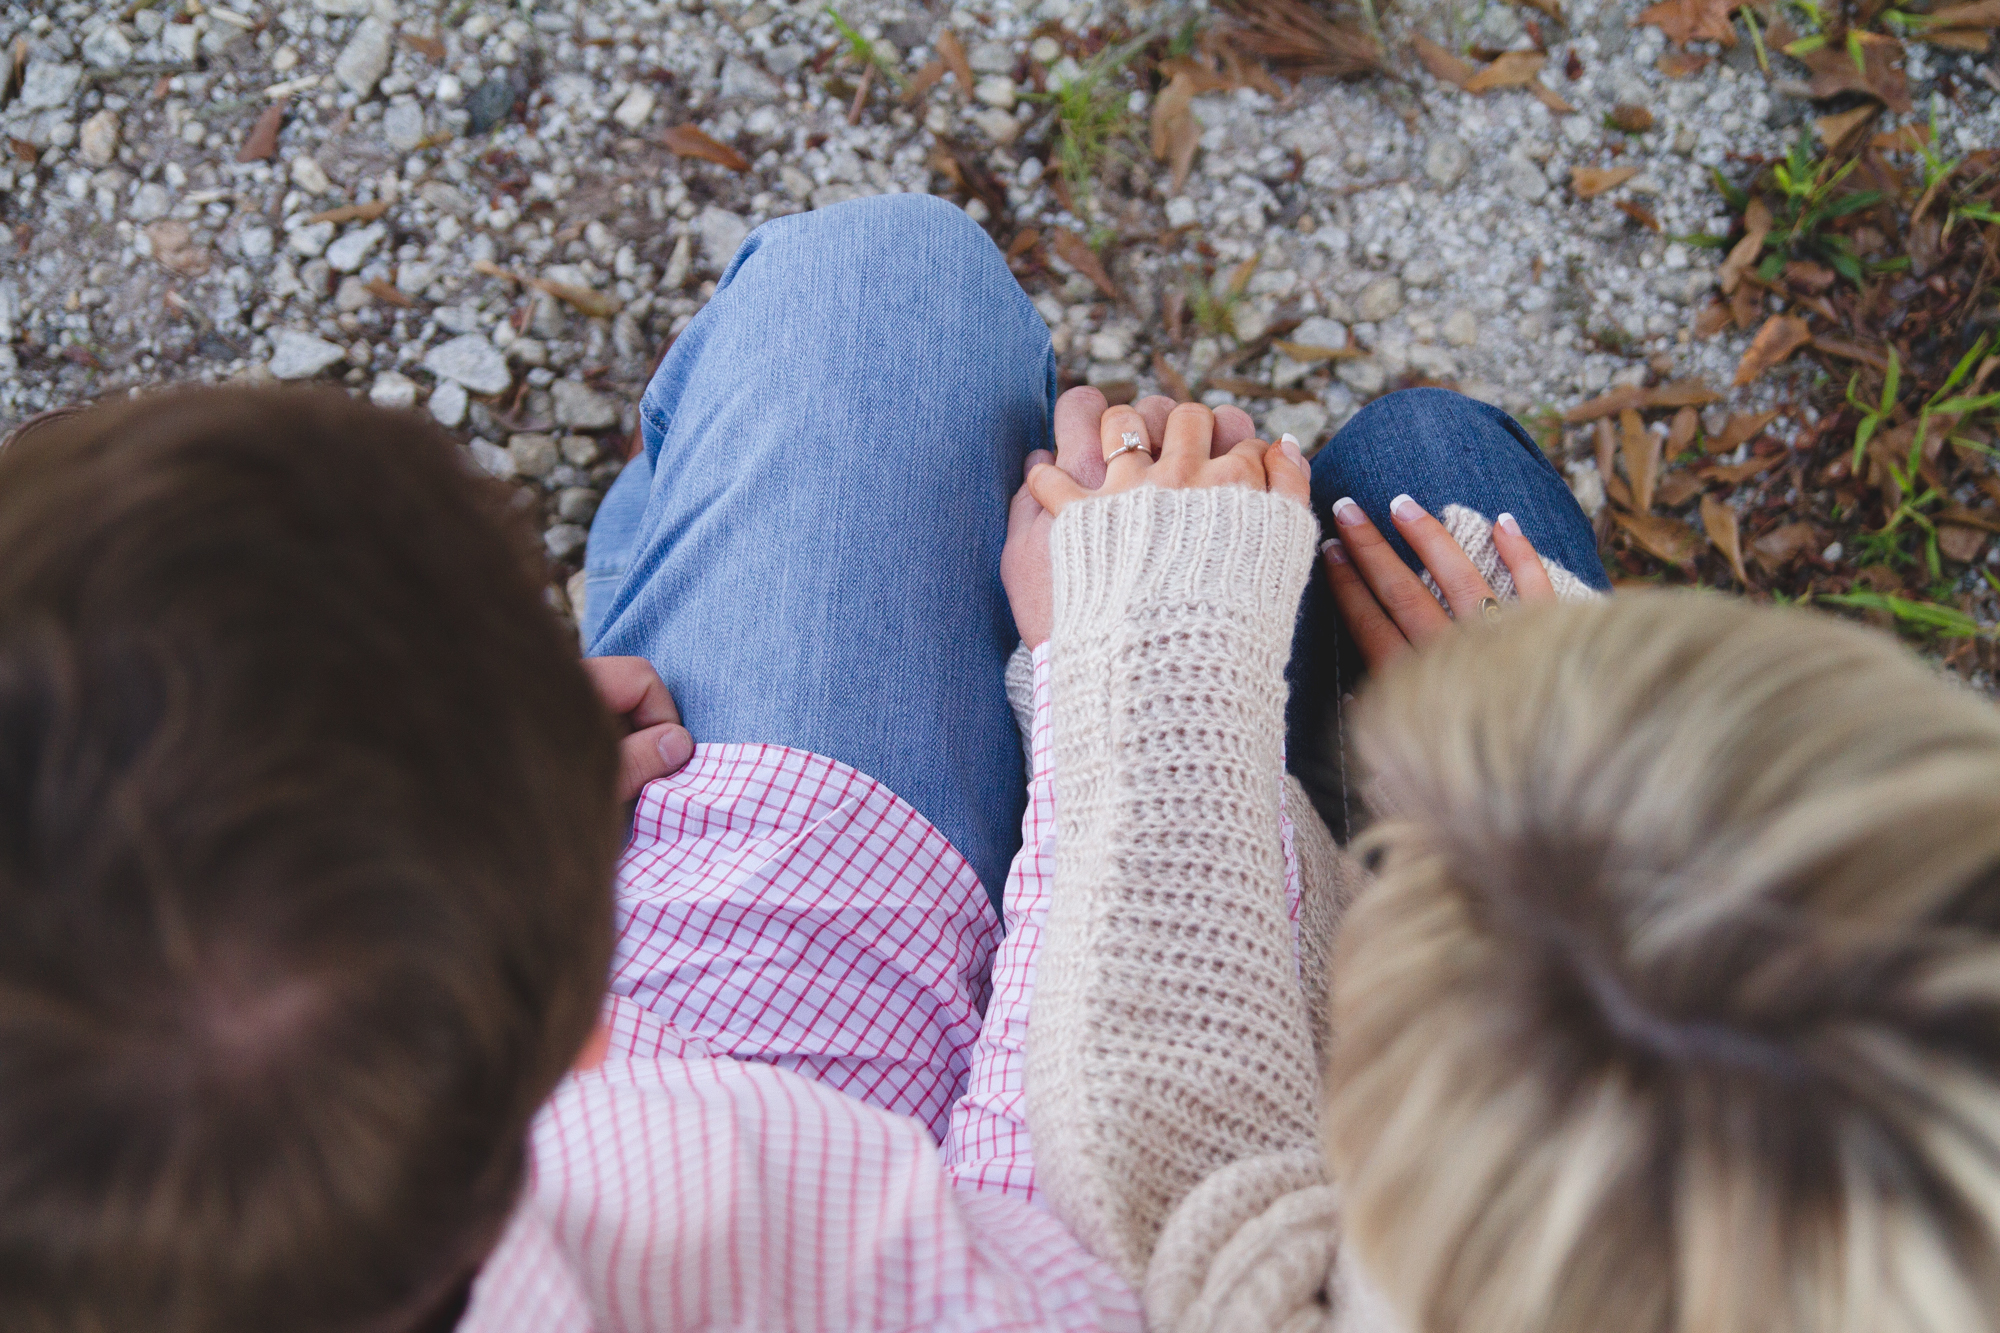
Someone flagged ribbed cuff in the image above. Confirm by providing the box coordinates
[1049,487,1320,641]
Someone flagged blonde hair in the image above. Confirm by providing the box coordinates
[1322,591,2000,1333]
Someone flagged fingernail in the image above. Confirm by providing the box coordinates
[657,725,693,769]
[1280,433,1304,470]
[1496,512,1521,536]
[1390,493,1424,522]
[1333,496,1366,526]
[1320,536,1348,564]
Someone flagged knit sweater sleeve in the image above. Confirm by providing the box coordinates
[1025,486,1332,1318]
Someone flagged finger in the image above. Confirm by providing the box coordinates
[1027,461,1090,514]
[1385,493,1499,621]
[1264,433,1312,507]
[1329,496,1455,645]
[1493,512,1558,602]
[1218,434,1272,490]
[1212,404,1256,457]
[1322,537,1411,671]
[1099,404,1155,484]
[1158,401,1215,469]
[1052,386,1109,489]
[581,656,680,728]
[1134,395,1176,446]
[616,721,694,803]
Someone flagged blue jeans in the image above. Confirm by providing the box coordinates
[586,196,1605,901]
[587,194,1055,907]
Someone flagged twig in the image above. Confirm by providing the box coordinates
[848,62,874,125]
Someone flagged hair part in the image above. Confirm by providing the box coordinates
[0,387,623,1332]
[1324,591,2000,1333]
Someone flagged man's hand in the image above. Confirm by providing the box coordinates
[581,656,695,801]
[1001,388,1287,647]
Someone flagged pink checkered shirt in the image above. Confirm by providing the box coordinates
[460,646,1301,1331]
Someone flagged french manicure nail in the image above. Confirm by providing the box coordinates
[1333,496,1366,526]
[1496,512,1521,536]
[1280,433,1304,469]
[1320,537,1348,564]
[1390,493,1423,522]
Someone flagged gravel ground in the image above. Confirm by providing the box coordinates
[2,0,1996,623]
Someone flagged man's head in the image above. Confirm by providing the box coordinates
[0,388,622,1331]
[1327,592,2000,1333]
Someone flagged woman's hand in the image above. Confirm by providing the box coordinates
[1322,496,1557,671]
[1024,401,1310,515]
[580,656,695,801]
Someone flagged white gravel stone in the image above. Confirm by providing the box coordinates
[267,329,347,380]
[544,524,589,560]
[79,111,120,168]
[1502,156,1550,203]
[508,433,561,478]
[423,334,512,395]
[1443,310,1479,347]
[428,380,469,428]
[83,25,135,69]
[130,183,171,222]
[325,223,386,274]
[1291,316,1348,350]
[719,56,780,102]
[290,156,332,195]
[1357,277,1403,322]
[369,370,420,410]
[971,109,1020,144]
[19,62,81,111]
[612,88,656,130]
[334,17,394,97]
[467,439,516,479]
[287,221,335,258]
[1264,401,1330,447]
[695,207,749,268]
[974,76,1017,109]
[1424,135,1470,187]
[1338,358,1388,397]
[552,379,620,430]
[383,102,427,152]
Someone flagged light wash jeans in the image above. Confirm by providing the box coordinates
[586,194,1606,896]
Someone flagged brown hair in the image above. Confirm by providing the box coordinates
[1324,591,2000,1333]
[0,387,623,1331]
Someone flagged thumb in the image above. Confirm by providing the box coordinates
[1027,461,1089,516]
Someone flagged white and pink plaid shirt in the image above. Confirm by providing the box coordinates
[461,646,1301,1331]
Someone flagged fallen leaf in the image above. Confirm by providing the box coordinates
[402,30,446,62]
[6,136,35,165]
[936,27,975,95]
[1616,199,1662,230]
[1700,494,1750,583]
[1050,227,1118,299]
[1815,103,1879,152]
[363,278,414,307]
[1938,524,1989,562]
[1669,405,1699,454]
[1784,259,1836,293]
[1464,49,1547,92]
[237,100,285,162]
[1704,450,1786,483]
[1154,353,1192,401]
[1709,408,1780,453]
[1621,408,1661,511]
[1657,469,1706,507]
[1529,82,1577,114]
[1412,34,1476,88]
[1750,521,1820,571]
[1733,314,1813,385]
[1647,378,1722,407]
[1870,123,1931,151]
[1919,1,2000,30]
[1564,384,1649,421]
[1572,164,1640,198]
[1273,339,1363,361]
[1615,510,1702,565]
[1151,71,1203,194]
[1693,300,1731,338]
[659,124,751,172]
[1609,103,1655,131]
[304,198,391,225]
[1729,282,1761,330]
[1921,26,1989,47]
[1658,51,1713,76]
[1595,419,1632,508]
[1936,504,2000,534]
[902,59,945,103]
[1794,32,1912,113]
[1718,196,1772,293]
[1006,228,1040,259]
[1638,0,1739,45]
[530,277,621,319]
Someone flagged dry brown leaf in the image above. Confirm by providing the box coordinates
[1920,0,2000,28]
[1465,49,1547,92]
[1784,259,1837,293]
[1638,0,1739,45]
[1734,314,1813,385]
[237,100,285,163]
[1616,200,1662,230]
[936,28,975,96]
[1815,103,1879,152]
[363,278,414,308]
[1729,282,1761,330]
[1693,300,1731,339]
[1572,165,1641,198]
[902,59,945,103]
[659,124,751,172]
[1750,521,1820,571]
[1530,81,1578,114]
[305,199,391,225]
[1709,408,1780,453]
[1704,450,1786,483]
[1609,104,1655,132]
[1657,469,1706,507]
[1564,384,1649,422]
[1699,494,1749,582]
[1222,0,1386,80]
[1615,510,1701,565]
[1870,123,1932,151]
[1658,51,1713,76]
[1273,339,1362,361]
[1794,32,1912,113]
[1921,27,1989,48]
[1151,71,1203,195]
[1621,408,1661,512]
[1411,34,1476,88]
[1006,228,1040,259]
[1938,524,1989,561]
[1648,378,1722,407]
[1718,196,1772,293]
[1669,406,1699,455]
[530,277,621,319]
[402,31,446,62]
[1154,353,1192,401]
[1051,227,1118,299]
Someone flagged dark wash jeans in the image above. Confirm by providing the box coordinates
[584,194,1607,908]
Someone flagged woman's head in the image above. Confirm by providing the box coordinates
[1325,591,2000,1333]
